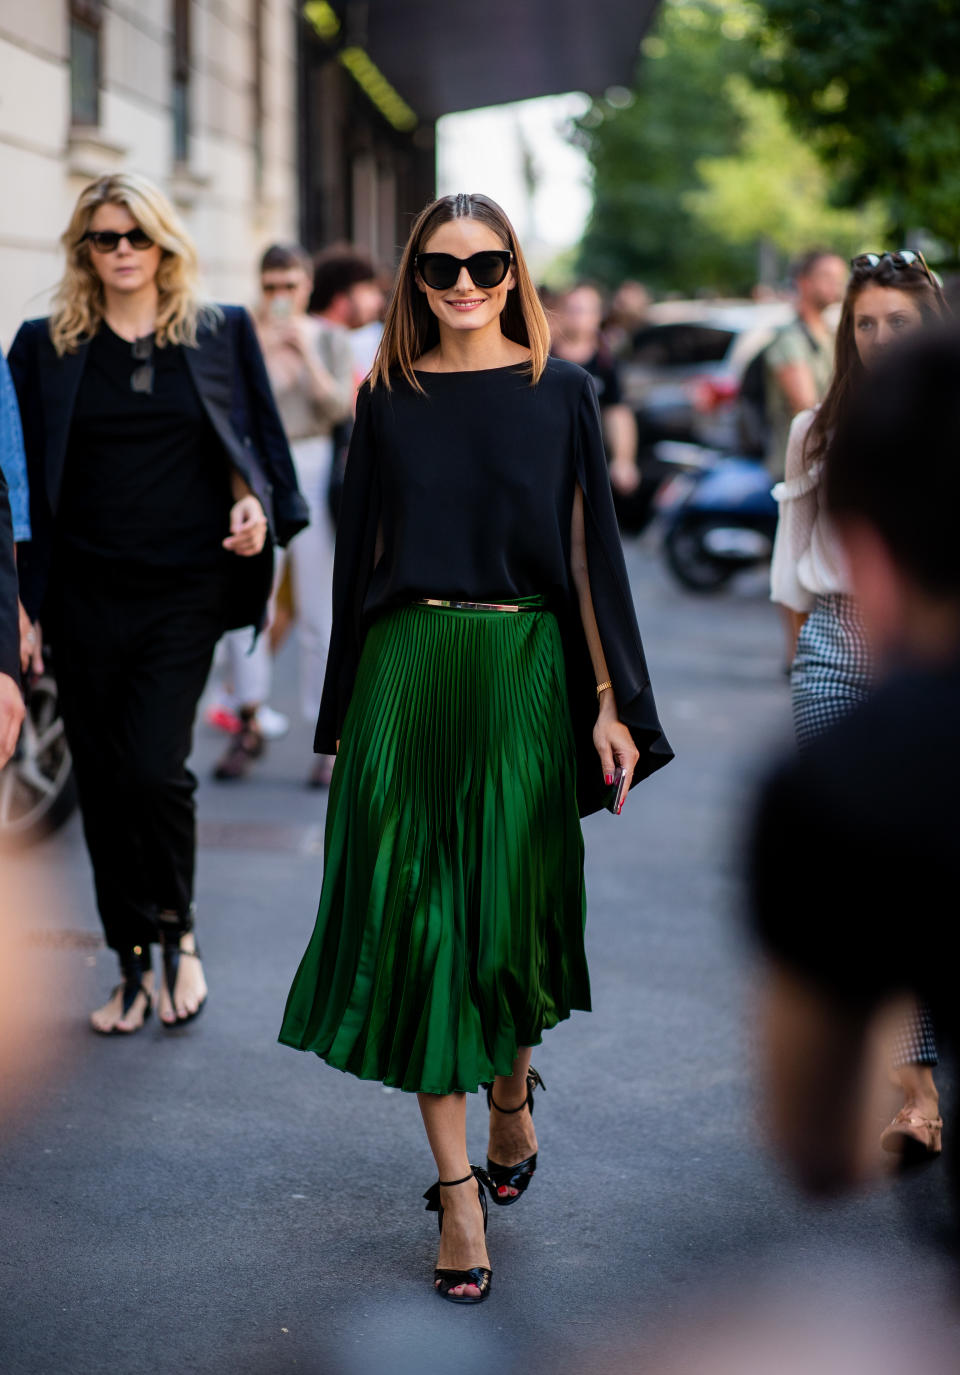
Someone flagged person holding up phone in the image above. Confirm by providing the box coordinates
[279,194,672,1304]
[212,243,354,786]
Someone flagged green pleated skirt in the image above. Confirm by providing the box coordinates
[278,595,590,1094]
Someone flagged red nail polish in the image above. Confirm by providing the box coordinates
[605,774,613,785]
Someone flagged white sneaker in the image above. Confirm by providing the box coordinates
[257,705,290,740]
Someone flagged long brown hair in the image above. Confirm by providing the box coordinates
[50,173,216,356]
[370,193,550,393]
[805,256,948,467]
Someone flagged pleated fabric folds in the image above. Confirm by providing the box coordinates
[279,596,589,1094]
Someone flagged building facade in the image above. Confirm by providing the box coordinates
[0,1,300,347]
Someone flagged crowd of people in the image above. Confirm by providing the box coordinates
[0,172,956,1308]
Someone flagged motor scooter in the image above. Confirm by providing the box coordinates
[654,441,778,593]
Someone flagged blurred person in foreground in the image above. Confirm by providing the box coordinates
[0,474,23,767]
[0,350,27,763]
[550,283,642,499]
[751,326,960,1221]
[8,173,306,1033]
[769,251,949,1157]
[764,250,847,483]
[279,193,672,1303]
[212,243,353,786]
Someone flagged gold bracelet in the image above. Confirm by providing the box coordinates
[595,679,613,699]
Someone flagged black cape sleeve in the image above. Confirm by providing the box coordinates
[314,383,381,752]
[561,374,673,816]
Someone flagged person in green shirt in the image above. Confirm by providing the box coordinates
[765,250,847,480]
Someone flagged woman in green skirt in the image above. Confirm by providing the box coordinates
[279,193,672,1303]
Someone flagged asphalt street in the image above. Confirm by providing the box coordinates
[1,538,956,1375]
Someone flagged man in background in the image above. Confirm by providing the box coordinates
[764,249,847,480]
[309,246,386,381]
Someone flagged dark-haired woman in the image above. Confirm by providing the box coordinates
[279,193,672,1302]
[771,249,948,1160]
[9,173,307,1034]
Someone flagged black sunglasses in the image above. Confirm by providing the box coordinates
[851,249,943,289]
[414,250,513,291]
[83,228,155,253]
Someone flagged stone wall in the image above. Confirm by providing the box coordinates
[0,1,299,347]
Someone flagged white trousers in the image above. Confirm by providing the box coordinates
[224,434,335,723]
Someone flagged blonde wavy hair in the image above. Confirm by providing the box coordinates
[50,173,215,355]
[371,193,550,392]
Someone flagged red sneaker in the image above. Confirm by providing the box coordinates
[206,705,242,735]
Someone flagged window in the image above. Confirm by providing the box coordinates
[173,0,191,163]
[70,0,102,127]
[631,324,736,368]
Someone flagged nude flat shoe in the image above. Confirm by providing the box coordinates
[880,1108,943,1161]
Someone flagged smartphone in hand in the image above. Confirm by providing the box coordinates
[605,766,627,815]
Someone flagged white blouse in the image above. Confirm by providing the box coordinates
[769,409,850,613]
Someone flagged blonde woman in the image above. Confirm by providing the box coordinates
[9,174,307,1035]
[279,194,672,1302]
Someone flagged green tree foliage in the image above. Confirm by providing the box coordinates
[574,1,761,293]
[687,78,887,257]
[753,0,960,247]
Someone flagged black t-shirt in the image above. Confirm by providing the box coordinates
[583,349,623,409]
[314,358,673,811]
[58,323,232,569]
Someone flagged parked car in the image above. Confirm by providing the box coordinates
[619,300,793,452]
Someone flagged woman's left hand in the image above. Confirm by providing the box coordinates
[593,715,640,813]
[223,495,268,557]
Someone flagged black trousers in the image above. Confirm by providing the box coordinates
[47,560,224,954]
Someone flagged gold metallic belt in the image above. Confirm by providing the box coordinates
[416,598,522,614]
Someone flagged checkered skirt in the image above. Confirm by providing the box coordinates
[791,594,937,1066]
[791,594,873,750]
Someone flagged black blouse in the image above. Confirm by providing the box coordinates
[315,357,672,815]
[58,323,231,570]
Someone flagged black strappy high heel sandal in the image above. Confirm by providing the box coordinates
[158,907,206,1028]
[482,1066,545,1206]
[423,1166,493,1304]
[92,945,153,1036]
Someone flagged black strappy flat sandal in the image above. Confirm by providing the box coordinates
[423,1166,493,1304]
[158,909,207,1028]
[92,946,153,1036]
[482,1066,545,1206]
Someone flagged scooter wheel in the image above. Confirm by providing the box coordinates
[664,518,737,593]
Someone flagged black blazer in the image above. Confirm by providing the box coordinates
[0,465,19,681]
[7,306,309,631]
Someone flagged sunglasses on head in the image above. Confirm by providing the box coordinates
[82,228,155,253]
[851,249,943,288]
[414,250,513,291]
